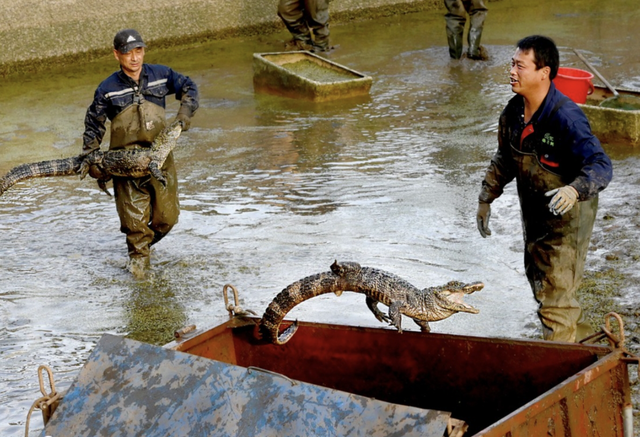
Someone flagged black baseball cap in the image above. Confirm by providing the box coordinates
[113,29,147,53]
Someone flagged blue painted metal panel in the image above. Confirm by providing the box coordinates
[42,334,451,436]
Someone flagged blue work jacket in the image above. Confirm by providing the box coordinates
[479,82,612,204]
[83,63,199,152]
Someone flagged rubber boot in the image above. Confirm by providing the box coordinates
[444,1,466,60]
[127,256,150,279]
[284,36,313,51]
[467,1,488,60]
[309,0,331,52]
[467,42,488,60]
[312,33,330,52]
[446,24,465,59]
[278,0,314,51]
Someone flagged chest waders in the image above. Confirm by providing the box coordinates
[278,0,330,50]
[110,95,180,260]
[444,0,487,59]
[511,146,597,342]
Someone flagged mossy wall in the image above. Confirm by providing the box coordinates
[0,0,442,75]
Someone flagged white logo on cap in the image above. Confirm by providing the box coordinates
[126,35,137,43]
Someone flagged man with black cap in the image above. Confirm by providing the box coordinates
[82,28,199,278]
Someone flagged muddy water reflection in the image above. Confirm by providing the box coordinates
[2,0,640,435]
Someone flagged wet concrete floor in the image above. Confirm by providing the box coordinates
[1,0,640,434]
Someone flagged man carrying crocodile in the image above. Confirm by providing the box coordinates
[82,29,199,278]
[476,35,612,342]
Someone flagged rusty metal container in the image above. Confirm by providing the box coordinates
[253,51,373,102]
[38,314,637,436]
[166,316,636,436]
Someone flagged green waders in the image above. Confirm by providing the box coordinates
[278,0,330,51]
[444,0,488,59]
[514,150,597,342]
[110,99,180,262]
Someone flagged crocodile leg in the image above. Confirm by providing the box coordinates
[148,161,167,187]
[413,319,431,333]
[388,301,404,333]
[366,297,391,323]
[97,179,112,196]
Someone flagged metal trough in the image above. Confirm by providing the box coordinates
[580,85,640,146]
[253,51,373,102]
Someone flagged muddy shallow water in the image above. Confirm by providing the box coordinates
[2,0,640,435]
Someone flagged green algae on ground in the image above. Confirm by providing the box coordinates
[577,268,625,331]
[123,278,189,345]
[577,266,640,432]
[125,304,187,345]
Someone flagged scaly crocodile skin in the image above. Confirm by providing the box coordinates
[0,121,182,196]
[260,260,483,344]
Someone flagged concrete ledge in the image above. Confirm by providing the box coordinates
[1,0,441,76]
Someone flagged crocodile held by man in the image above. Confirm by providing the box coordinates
[0,121,182,197]
[259,260,484,345]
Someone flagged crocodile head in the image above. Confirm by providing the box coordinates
[430,280,483,314]
[159,119,183,143]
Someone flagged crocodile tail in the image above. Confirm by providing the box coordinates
[0,156,83,196]
[259,270,342,345]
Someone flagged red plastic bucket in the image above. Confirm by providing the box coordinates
[553,67,594,104]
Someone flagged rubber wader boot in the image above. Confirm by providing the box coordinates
[310,2,330,52]
[284,37,313,51]
[468,45,488,61]
[312,34,330,52]
[466,6,488,60]
[467,26,487,60]
[446,22,464,59]
[128,256,150,279]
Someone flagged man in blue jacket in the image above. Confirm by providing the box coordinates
[476,35,612,342]
[83,29,199,278]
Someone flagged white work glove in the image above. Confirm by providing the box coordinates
[545,186,579,215]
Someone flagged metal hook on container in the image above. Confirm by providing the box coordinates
[25,365,63,436]
[223,284,257,318]
[603,312,625,348]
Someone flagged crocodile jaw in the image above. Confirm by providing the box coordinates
[434,282,484,314]
[441,291,480,314]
